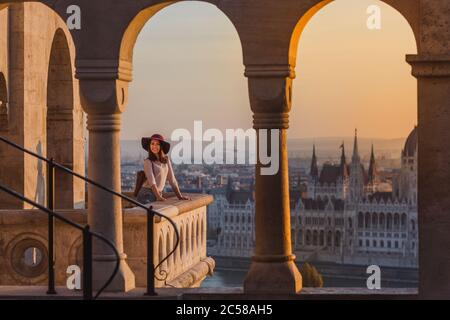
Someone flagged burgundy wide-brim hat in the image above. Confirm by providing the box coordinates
[142,134,170,154]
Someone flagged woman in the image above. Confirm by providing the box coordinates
[136,134,191,203]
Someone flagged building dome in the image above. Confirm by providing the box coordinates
[403,126,418,157]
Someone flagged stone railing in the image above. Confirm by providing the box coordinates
[0,193,215,288]
[124,193,215,288]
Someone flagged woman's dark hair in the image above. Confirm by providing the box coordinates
[148,141,168,164]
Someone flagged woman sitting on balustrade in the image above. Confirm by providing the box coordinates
[136,134,190,204]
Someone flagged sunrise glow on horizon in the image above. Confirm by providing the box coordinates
[121,0,417,141]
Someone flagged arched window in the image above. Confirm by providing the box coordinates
[411,219,416,231]
[372,213,378,228]
[358,212,364,228]
[306,230,312,246]
[313,230,318,246]
[401,213,407,228]
[348,218,353,229]
[387,213,393,230]
[365,212,371,228]
[335,231,341,248]
[394,214,400,230]
[327,231,332,247]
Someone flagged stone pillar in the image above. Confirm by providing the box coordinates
[243,65,302,294]
[407,54,450,299]
[77,62,135,292]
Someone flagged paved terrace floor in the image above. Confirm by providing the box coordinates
[0,286,418,300]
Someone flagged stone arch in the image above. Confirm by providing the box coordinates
[179,224,185,260]
[289,0,418,68]
[166,230,172,271]
[46,28,83,209]
[119,1,243,66]
[173,226,179,268]
[186,219,191,256]
[157,234,166,271]
[197,217,202,251]
[201,217,206,250]
[190,219,195,255]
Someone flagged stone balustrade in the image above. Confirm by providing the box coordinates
[0,193,215,289]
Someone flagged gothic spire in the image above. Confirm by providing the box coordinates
[352,129,360,163]
[368,144,377,184]
[339,141,348,178]
[310,144,319,179]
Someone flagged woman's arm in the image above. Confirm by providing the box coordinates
[151,184,166,201]
[167,158,190,200]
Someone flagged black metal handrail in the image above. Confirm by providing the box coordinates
[0,135,180,296]
[0,184,119,300]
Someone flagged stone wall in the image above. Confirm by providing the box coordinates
[0,194,215,289]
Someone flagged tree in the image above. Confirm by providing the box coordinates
[300,262,324,287]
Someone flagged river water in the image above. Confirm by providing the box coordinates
[201,269,418,288]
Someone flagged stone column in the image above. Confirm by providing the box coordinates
[243,65,302,294]
[407,54,450,299]
[77,61,135,292]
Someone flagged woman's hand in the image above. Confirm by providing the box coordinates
[178,195,191,201]
[156,196,167,202]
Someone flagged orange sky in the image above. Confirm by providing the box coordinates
[121,0,417,141]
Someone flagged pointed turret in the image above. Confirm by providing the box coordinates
[349,129,364,202]
[368,144,377,184]
[352,129,360,163]
[310,144,319,179]
[339,141,348,178]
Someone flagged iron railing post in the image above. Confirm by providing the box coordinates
[83,225,93,300]
[46,158,56,295]
[145,207,157,296]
